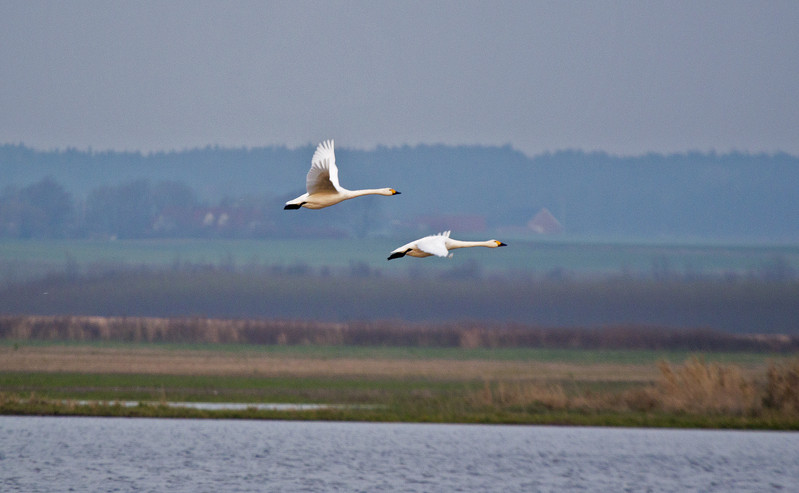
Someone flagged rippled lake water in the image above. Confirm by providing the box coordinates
[2,416,797,492]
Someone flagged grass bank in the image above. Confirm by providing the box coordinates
[1,343,797,429]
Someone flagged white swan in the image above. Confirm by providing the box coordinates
[284,139,400,210]
[387,231,507,260]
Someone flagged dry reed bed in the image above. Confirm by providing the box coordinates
[474,357,799,418]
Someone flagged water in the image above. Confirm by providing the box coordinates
[1,417,797,492]
[65,401,377,411]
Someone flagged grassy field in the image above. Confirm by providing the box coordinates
[2,237,798,281]
[2,341,797,429]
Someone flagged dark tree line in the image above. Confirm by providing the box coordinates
[0,178,73,238]
[0,177,283,239]
[4,143,799,241]
[1,174,398,239]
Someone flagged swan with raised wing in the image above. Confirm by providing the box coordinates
[284,139,400,210]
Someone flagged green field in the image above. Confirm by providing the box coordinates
[2,237,798,282]
[2,338,788,364]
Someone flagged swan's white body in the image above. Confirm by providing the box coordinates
[284,139,400,210]
[387,231,507,260]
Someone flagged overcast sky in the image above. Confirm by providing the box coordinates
[2,1,798,157]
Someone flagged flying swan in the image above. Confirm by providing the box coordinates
[387,231,507,260]
[284,139,400,210]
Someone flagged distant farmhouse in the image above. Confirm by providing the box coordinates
[527,208,563,234]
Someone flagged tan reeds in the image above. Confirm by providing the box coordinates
[763,359,799,414]
[471,380,571,410]
[473,358,799,419]
[653,357,759,415]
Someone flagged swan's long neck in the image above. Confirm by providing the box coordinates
[344,188,396,199]
[446,239,498,250]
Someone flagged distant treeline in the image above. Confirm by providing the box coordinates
[1,315,797,353]
[2,143,799,240]
[2,266,798,334]
[0,176,288,240]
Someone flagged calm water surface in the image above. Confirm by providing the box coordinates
[1,416,797,492]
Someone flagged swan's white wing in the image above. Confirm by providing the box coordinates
[306,139,342,194]
[415,235,450,258]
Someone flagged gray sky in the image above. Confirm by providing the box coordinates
[2,1,798,156]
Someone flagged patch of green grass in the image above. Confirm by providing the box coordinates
[2,392,797,430]
[3,238,799,280]
[0,371,474,405]
[2,339,789,365]
[3,353,799,429]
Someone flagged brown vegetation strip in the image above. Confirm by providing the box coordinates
[2,315,797,352]
[0,346,659,382]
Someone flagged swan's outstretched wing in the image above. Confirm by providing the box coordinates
[415,231,451,257]
[306,139,341,195]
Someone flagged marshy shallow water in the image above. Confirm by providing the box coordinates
[66,400,377,411]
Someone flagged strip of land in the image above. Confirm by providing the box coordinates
[2,315,797,428]
[0,345,661,382]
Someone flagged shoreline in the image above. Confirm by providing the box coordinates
[2,342,797,430]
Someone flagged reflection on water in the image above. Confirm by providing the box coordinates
[67,400,376,411]
[1,416,798,492]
